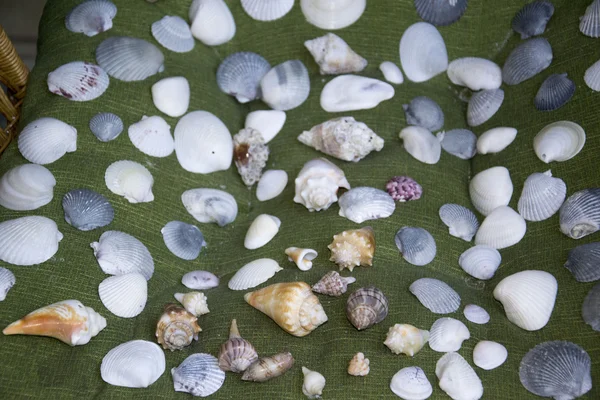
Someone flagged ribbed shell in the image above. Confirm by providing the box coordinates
[469,166,513,216]
[18,117,77,165]
[414,0,468,26]
[580,0,600,38]
[65,0,117,36]
[89,112,123,142]
[399,126,441,164]
[436,352,483,400]
[0,164,55,211]
[98,273,147,318]
[439,129,477,159]
[475,206,526,249]
[0,216,63,266]
[260,60,310,111]
[62,188,114,231]
[502,37,553,85]
[399,22,448,82]
[161,221,206,260]
[346,287,388,330]
[582,283,600,331]
[181,188,238,226]
[338,187,395,224]
[584,59,600,91]
[395,226,437,266]
[151,16,194,53]
[534,121,586,163]
[172,354,225,397]
[512,1,554,39]
[241,0,294,21]
[463,304,490,324]
[564,242,600,282]
[228,259,282,290]
[96,36,164,82]
[518,170,566,221]
[312,271,356,297]
[467,88,504,127]
[438,203,479,241]
[409,278,461,314]
[0,267,16,301]
[91,230,154,280]
[300,0,366,30]
[218,320,258,373]
[294,157,351,212]
[459,245,501,280]
[128,115,174,158]
[217,52,271,103]
[100,340,165,388]
[47,61,109,101]
[535,73,575,111]
[181,270,219,290]
[390,366,433,400]
[403,96,444,132]
[559,188,600,239]
[428,317,470,352]
[104,160,154,203]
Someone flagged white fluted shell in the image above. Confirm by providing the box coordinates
[101,340,165,388]
[0,267,15,301]
[399,126,441,164]
[533,121,586,163]
[560,188,600,239]
[151,77,190,118]
[463,304,490,325]
[18,117,77,165]
[241,0,294,21]
[473,341,507,370]
[475,206,526,249]
[256,170,288,201]
[62,188,114,231]
[172,353,225,397]
[91,230,154,280]
[286,247,318,271]
[104,160,154,203]
[320,75,394,112]
[459,245,501,280]
[395,227,437,266]
[379,61,404,84]
[429,318,470,353]
[0,216,62,266]
[89,112,123,142]
[584,59,600,91]
[151,16,194,53]
[410,279,460,314]
[65,0,117,36]
[47,61,109,101]
[244,214,281,250]
[580,0,600,38]
[189,0,235,46]
[217,52,271,104]
[300,0,366,30]
[127,116,173,158]
[400,22,448,83]
[228,258,283,290]
[293,158,350,212]
[260,60,310,111]
[390,366,433,400]
[96,36,164,82]
[98,273,147,318]
[518,170,566,221]
[161,221,206,260]
[0,164,55,211]
[438,204,479,241]
[245,110,286,143]
[447,57,502,91]
[467,89,504,127]
[181,188,238,226]
[338,187,395,224]
[436,352,483,400]
[469,166,513,216]
[476,127,517,154]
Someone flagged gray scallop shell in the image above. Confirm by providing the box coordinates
[91,231,154,280]
[559,188,600,239]
[512,1,554,39]
[395,226,437,266]
[260,60,310,111]
[580,0,600,38]
[459,245,501,280]
[409,278,461,314]
[438,129,477,159]
[96,36,164,82]
[402,96,444,131]
[161,221,206,261]
[535,73,575,111]
[151,16,194,53]
[0,267,15,301]
[89,112,123,142]
[439,203,479,241]
[63,189,114,231]
[346,287,389,330]
[467,89,504,127]
[65,0,117,37]
[582,282,600,331]
[172,353,225,397]
[564,242,600,282]
[519,341,592,400]
[413,0,468,26]
[338,187,396,224]
[518,171,567,222]
[217,52,271,103]
[502,38,553,85]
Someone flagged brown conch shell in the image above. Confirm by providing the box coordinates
[241,352,294,382]
[233,128,269,186]
[348,352,370,376]
[312,271,356,296]
[218,319,258,373]
[328,226,375,271]
[244,282,328,337]
[155,303,201,351]
[346,287,389,330]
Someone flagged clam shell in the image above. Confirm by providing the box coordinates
[245,110,286,143]
[181,188,238,226]
[0,216,62,266]
[512,1,554,39]
[403,96,444,132]
[172,353,225,397]
[399,126,441,164]
[518,170,566,222]
[414,0,468,26]
[261,60,310,111]
[217,52,271,104]
[463,304,490,325]
[467,88,504,127]
[256,170,288,201]
[189,0,236,46]
[293,158,350,212]
[151,15,194,53]
[473,341,507,371]
[104,160,154,203]
[559,188,600,239]
[400,22,448,82]
[476,127,517,154]
[409,278,460,314]
[101,340,165,388]
[447,57,502,91]
[228,258,283,290]
[242,352,295,382]
[62,188,114,231]
[47,61,109,101]
[300,0,366,30]
[580,0,600,38]
[18,117,77,165]
[338,187,396,224]
[285,247,318,271]
[379,61,404,84]
[89,112,123,142]
[218,319,258,373]
[328,227,375,272]
[533,121,586,163]
[182,270,219,290]
[582,282,600,331]
[438,129,477,160]
[438,203,479,241]
[475,206,526,249]
[390,366,433,400]
[395,227,437,266]
[0,164,55,211]
[502,37,553,85]
[65,0,116,36]
[564,242,600,282]
[244,214,281,250]
[161,221,206,260]
[98,273,147,318]
[91,230,154,280]
[241,0,294,21]
[96,36,164,82]
[534,73,575,111]
[128,115,174,158]
[0,267,16,301]
[305,33,367,75]
[346,287,388,330]
[312,271,356,296]
[384,324,430,357]
[436,352,483,400]
[233,128,269,187]
[321,75,394,112]
[429,317,470,352]
[469,166,513,216]
[151,76,190,118]
[584,59,600,91]
[459,245,501,280]
[302,366,326,399]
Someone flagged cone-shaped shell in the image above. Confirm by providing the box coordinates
[502,38,553,85]
[475,206,526,249]
[469,166,513,216]
[181,188,238,227]
[218,319,258,373]
[155,304,201,351]
[400,22,448,82]
[101,340,165,388]
[409,278,460,314]
[0,164,56,211]
[304,33,367,75]
[346,287,388,330]
[65,0,116,36]
[312,271,356,296]
[18,117,77,165]
[98,273,147,318]
[328,227,375,272]
[241,352,294,382]
[0,216,63,266]
[518,170,566,221]
[243,214,281,250]
[384,323,429,357]
[436,352,483,400]
[172,353,225,396]
[228,258,283,290]
[534,121,585,163]
[559,188,600,239]
[338,187,396,224]
[286,247,318,271]
[104,160,154,203]
[47,61,109,101]
[96,36,164,82]
[91,230,154,280]
[564,242,600,282]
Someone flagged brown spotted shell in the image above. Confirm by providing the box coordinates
[218,319,258,373]
[233,128,269,186]
[328,226,375,272]
[155,303,201,351]
[346,287,388,330]
[312,271,356,296]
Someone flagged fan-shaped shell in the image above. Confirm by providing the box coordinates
[62,188,114,231]
[96,36,164,82]
[182,270,219,290]
[0,164,55,211]
[0,267,15,301]
[469,166,513,216]
[338,187,395,224]
[151,77,190,118]
[0,216,63,266]
[261,60,310,111]
[438,203,479,241]
[300,0,366,30]
[518,170,566,221]
[476,127,517,154]
[47,61,109,102]
[256,170,288,201]
[104,160,154,203]
[100,340,165,388]
[584,59,600,91]
[89,112,123,142]
[217,52,271,104]
[512,1,554,39]
[181,188,238,226]
[414,0,468,26]
[467,88,504,127]
[218,319,258,373]
[583,283,600,331]
[189,0,236,46]
[473,341,508,371]
[534,121,586,163]
[390,366,433,400]
[91,230,154,280]
[438,129,477,159]
[18,117,77,165]
[172,353,225,397]
[151,15,194,53]
[245,110,287,143]
[395,227,437,266]
[580,0,600,38]
[241,0,294,21]
[379,61,404,84]
[403,96,444,132]
[502,37,553,85]
[535,73,575,111]
[436,352,484,400]
[429,317,470,352]
[463,304,490,325]
[564,242,600,282]
[459,245,501,280]
[447,57,502,91]
[293,158,351,212]
[560,188,600,239]
[228,259,283,290]
[346,287,388,330]
[400,22,448,82]
[399,126,441,164]
[161,221,206,260]
[409,278,460,314]
[127,115,173,158]
[320,75,394,112]
[65,0,117,36]
[475,206,526,249]
[98,273,147,318]
[244,214,281,250]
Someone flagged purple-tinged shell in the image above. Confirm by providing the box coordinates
[386,176,422,202]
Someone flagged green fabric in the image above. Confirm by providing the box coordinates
[0,0,599,398]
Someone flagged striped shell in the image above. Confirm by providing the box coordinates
[0,267,15,301]
[438,203,479,241]
[436,352,483,400]
[517,170,566,222]
[47,61,109,102]
[582,283,600,331]
[228,259,283,290]
[161,221,206,260]
[218,319,259,373]
[312,271,356,297]
[475,206,526,249]
[98,273,147,318]
[89,112,123,142]
[395,226,437,266]
[390,366,433,400]
[580,0,600,38]
[18,117,77,165]
[172,353,225,397]
[409,278,461,314]
[565,242,600,282]
[469,166,513,216]
[0,216,63,266]
[414,0,468,26]
[260,60,310,111]
[96,36,164,82]
[428,317,470,352]
[181,188,238,226]
[338,187,396,224]
[584,59,600,91]
[467,88,504,127]
[151,16,194,53]
[535,73,575,111]
[346,287,388,330]
[502,37,553,85]
[300,0,366,30]
[65,0,117,36]
[559,188,600,239]
[217,52,271,103]
[512,1,554,39]
[62,188,114,231]
[91,230,154,280]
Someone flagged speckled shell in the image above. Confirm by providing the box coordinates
[400,22,448,82]
[172,353,225,397]
[395,227,437,266]
[438,129,477,160]
[403,96,444,132]
[218,319,258,373]
[429,317,470,353]
[436,352,483,400]
[312,271,356,297]
[260,60,310,111]
[512,1,554,39]
[438,203,479,241]
[300,0,366,30]
[104,160,154,203]
[390,366,433,400]
[127,115,174,158]
[463,304,490,325]
[0,164,56,211]
[346,287,388,330]
[559,188,600,239]
[100,340,165,388]
[304,33,367,75]
[328,227,375,272]
[338,187,396,223]
[233,128,269,187]
[502,37,553,85]
[96,36,164,82]
[410,278,460,314]
[181,270,219,290]
[161,221,206,260]
[0,216,63,266]
[241,0,294,21]
[62,188,114,231]
[533,121,586,163]
[90,230,154,280]
[89,112,123,142]
[241,352,294,382]
[473,340,508,370]
[155,304,201,351]
[564,242,600,282]
[399,126,442,164]
[580,0,600,38]
[414,0,468,26]
[47,61,109,101]
[475,206,526,249]
[0,267,15,301]
[467,88,504,127]
[582,283,600,331]
[459,245,501,280]
[535,73,575,111]
[65,0,117,36]
[228,258,282,290]
[294,158,351,212]
[216,52,271,103]
[181,188,238,227]
[469,166,513,216]
[384,323,430,357]
[18,117,77,165]
[518,170,566,222]
[151,16,194,53]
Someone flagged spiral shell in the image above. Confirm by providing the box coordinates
[346,287,388,330]
[174,292,209,317]
[218,319,258,373]
[384,323,429,357]
[302,367,326,399]
[155,304,201,351]
[294,158,350,212]
[242,352,294,382]
[312,271,356,297]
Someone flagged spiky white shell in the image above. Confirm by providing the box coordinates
[0,216,63,266]
[228,259,282,291]
[473,341,508,370]
[293,158,350,212]
[18,117,77,165]
[47,61,109,101]
[447,57,502,91]
[436,352,483,400]
[458,245,501,280]
[127,116,174,158]
[96,36,164,82]
[101,340,165,388]
[0,267,15,301]
[181,188,238,226]
[0,164,55,211]
[475,206,526,249]
[469,166,513,216]
[245,110,286,143]
[476,127,517,155]
[90,230,154,280]
[463,304,490,325]
[300,0,366,30]
[98,273,147,318]
[518,170,566,221]
[384,324,430,357]
[189,0,236,46]
[151,76,190,118]
[65,0,117,36]
[533,121,586,163]
[244,214,281,250]
[399,126,441,164]
[172,353,225,396]
[256,170,288,201]
[390,366,433,400]
[104,160,154,203]
[400,22,448,83]
[338,187,395,224]
[151,15,194,53]
[410,278,460,314]
[260,60,311,111]
[241,0,294,21]
[320,75,394,112]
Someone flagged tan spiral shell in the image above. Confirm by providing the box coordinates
[218,319,258,373]
[328,226,375,272]
[312,271,356,296]
[155,304,201,351]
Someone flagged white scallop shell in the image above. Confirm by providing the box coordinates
[467,89,504,127]
[580,0,600,38]
[182,270,219,290]
[469,166,513,216]
[302,366,326,399]
[390,366,432,400]
[0,164,55,211]
[305,33,367,75]
[261,60,310,111]
[475,206,526,249]
[300,0,366,30]
[161,221,206,260]
[174,111,233,174]
[0,267,15,301]
[98,273,147,318]
[429,317,470,353]
[89,112,123,142]
[338,187,395,224]
[493,270,557,331]
[127,116,174,158]
[151,16,194,53]
[458,245,501,280]
[321,75,394,112]
[399,126,441,164]
[0,216,63,266]
[181,188,238,226]
[436,352,483,400]
[18,117,77,165]
[463,304,490,325]
[379,61,404,84]
[228,258,282,290]
[104,160,154,203]
[62,188,114,231]
[502,37,553,85]
[293,158,350,212]
[47,61,109,102]
[65,0,117,36]
[584,59,600,91]
[256,170,288,201]
[410,278,460,314]
[241,0,294,21]
[101,340,165,388]
[172,353,225,397]
[533,121,586,163]
[244,214,281,250]
[447,57,502,91]
[473,341,507,370]
[395,227,437,266]
[400,22,448,83]
[91,230,154,280]
[151,76,190,118]
[560,188,600,239]
[217,52,271,104]
[96,36,164,82]
[245,110,286,143]
[438,203,479,242]
[189,0,236,46]
[476,127,517,155]
[518,170,566,222]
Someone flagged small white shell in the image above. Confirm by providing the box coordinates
[580,0,600,38]
[436,352,483,400]
[429,317,470,353]
[438,204,479,241]
[101,340,165,388]
[260,60,310,111]
[91,230,154,280]
[560,188,600,239]
[216,52,271,104]
[463,304,490,325]
[172,353,225,397]
[285,247,318,271]
[305,33,367,75]
[533,121,586,163]
[502,37,553,85]
[96,36,164,82]
[151,76,190,118]
[584,59,600,91]
[0,164,55,211]
[104,160,154,203]
[467,89,504,127]
[245,110,286,144]
[65,0,117,36]
[0,216,62,266]
[89,112,123,142]
[476,127,517,155]
[293,158,351,212]
[403,96,444,132]
[62,188,114,231]
[458,245,501,280]
[151,16,194,53]
[438,129,477,160]
[399,126,441,164]
[475,206,526,249]
[384,324,430,357]
[98,273,147,318]
[395,227,437,266]
[338,187,396,224]
[182,270,219,290]
[181,188,238,226]
[300,0,366,30]
[174,292,209,316]
[256,170,288,201]
[228,258,282,290]
[447,57,502,91]
[47,61,109,102]
[0,267,15,301]
[244,214,281,249]
[400,22,448,83]
[18,118,77,165]
[410,278,460,314]
[473,341,508,370]
[379,61,404,84]
[189,0,236,46]
[390,366,433,400]
[241,0,294,21]
[518,170,566,222]
[161,221,206,260]
[320,75,394,112]
[128,115,174,158]
[302,367,326,399]
[469,166,513,216]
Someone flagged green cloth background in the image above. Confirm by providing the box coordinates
[0,0,599,398]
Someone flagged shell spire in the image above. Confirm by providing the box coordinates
[328,227,375,272]
[218,319,258,373]
[155,303,201,351]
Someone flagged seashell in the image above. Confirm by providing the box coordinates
[18,117,77,165]
[181,188,238,226]
[410,278,460,314]
[580,0,600,38]
[155,304,201,351]
[328,227,375,272]
[0,164,55,211]
[96,36,164,82]
[174,111,233,174]
[172,355,225,397]
[47,61,109,102]
[390,366,433,400]
[234,128,269,187]
[518,170,566,222]
[245,110,286,143]
[447,57,502,91]
[348,352,369,376]
[438,129,477,160]
[386,176,422,202]
[104,160,154,203]
[3,299,106,345]
[302,367,326,399]
[346,287,388,330]
[459,245,501,280]
[559,188,600,239]
[475,206,526,249]
[244,282,328,336]
[395,227,437,266]
[90,230,154,280]
[564,242,600,282]
[189,0,236,46]
[493,270,557,331]
[0,216,62,266]
[151,15,194,53]
[582,282,600,331]
[174,292,209,317]
[256,170,288,201]
[520,341,592,399]
[379,61,404,84]
[242,352,294,382]
[65,0,116,36]
[463,304,490,325]
[101,340,165,388]
[217,52,271,104]
[305,33,367,75]
[261,60,310,111]
[89,112,123,142]
[298,117,384,162]
[535,73,575,111]
[476,127,517,154]
[312,270,356,296]
[98,273,147,318]
[151,76,190,118]
[584,59,600,91]
[533,121,586,163]
[338,187,396,223]
[241,0,294,21]
[127,115,174,158]
[244,214,281,250]
[469,166,513,216]
[384,323,429,357]
[0,267,15,301]
[502,37,553,85]
[467,88,504,127]
[294,158,350,212]
[62,189,114,231]
[414,0,468,26]
[438,203,479,241]
[399,126,442,164]
[400,22,448,83]
[320,75,394,112]
[182,270,219,290]
[286,247,318,271]
[161,221,206,260]
[403,96,444,132]
[473,341,507,371]
[218,319,258,373]
[512,1,554,39]
[300,0,366,30]
[228,258,283,290]
[436,352,483,400]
